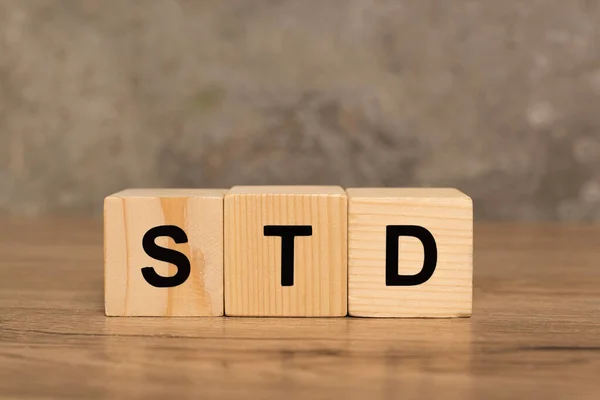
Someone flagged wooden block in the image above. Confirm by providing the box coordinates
[347,188,473,318]
[224,186,347,316]
[104,189,226,316]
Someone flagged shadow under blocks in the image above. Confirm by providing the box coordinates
[104,186,472,318]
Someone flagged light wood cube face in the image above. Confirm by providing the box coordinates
[347,188,473,318]
[104,189,226,316]
[224,186,348,317]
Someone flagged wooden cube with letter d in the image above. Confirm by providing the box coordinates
[224,186,348,317]
[104,189,226,316]
[347,188,473,318]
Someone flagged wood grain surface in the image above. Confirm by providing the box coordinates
[0,218,599,399]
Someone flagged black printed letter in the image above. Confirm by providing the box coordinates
[264,225,313,286]
[386,225,437,286]
[141,225,190,288]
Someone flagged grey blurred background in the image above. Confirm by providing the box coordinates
[0,0,599,221]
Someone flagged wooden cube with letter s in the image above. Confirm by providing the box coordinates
[347,188,473,318]
[104,189,226,316]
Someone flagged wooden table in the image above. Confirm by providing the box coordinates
[0,219,598,399]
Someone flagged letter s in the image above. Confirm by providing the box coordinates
[141,225,190,288]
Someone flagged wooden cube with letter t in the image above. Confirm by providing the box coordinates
[224,186,348,317]
[104,189,226,316]
[347,188,473,318]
